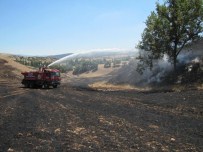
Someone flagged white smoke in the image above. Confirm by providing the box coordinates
[110,46,203,86]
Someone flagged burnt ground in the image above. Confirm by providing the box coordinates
[0,59,203,152]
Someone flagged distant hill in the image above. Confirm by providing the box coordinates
[47,53,73,59]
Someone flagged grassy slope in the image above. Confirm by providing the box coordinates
[0,53,32,77]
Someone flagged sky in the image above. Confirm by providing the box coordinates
[0,0,160,56]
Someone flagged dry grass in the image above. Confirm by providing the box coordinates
[0,53,32,76]
[89,81,150,91]
[69,64,120,78]
[171,83,203,92]
[197,84,203,90]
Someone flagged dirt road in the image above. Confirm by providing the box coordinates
[0,58,203,151]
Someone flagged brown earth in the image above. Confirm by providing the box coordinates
[0,55,203,152]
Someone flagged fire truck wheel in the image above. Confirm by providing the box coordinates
[25,83,29,88]
[43,84,49,89]
[53,85,57,88]
[29,83,34,88]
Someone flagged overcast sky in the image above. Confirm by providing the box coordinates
[0,0,160,55]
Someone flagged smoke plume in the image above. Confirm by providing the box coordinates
[110,40,203,86]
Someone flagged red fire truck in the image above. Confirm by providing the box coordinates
[21,67,61,88]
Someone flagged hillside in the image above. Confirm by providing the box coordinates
[0,54,32,80]
[0,53,203,151]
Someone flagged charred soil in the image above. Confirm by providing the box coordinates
[0,58,203,151]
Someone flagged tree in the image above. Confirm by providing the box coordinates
[104,61,111,68]
[137,0,203,72]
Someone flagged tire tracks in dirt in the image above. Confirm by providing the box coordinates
[0,89,30,99]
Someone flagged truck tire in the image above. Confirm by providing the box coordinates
[25,83,29,88]
[53,85,57,88]
[29,82,34,88]
[43,83,49,89]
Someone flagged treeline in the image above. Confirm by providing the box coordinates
[72,60,98,75]
[103,58,128,68]
[50,59,98,74]
[14,56,53,68]
[15,55,131,75]
[50,58,129,74]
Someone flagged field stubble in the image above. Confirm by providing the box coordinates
[0,57,203,151]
